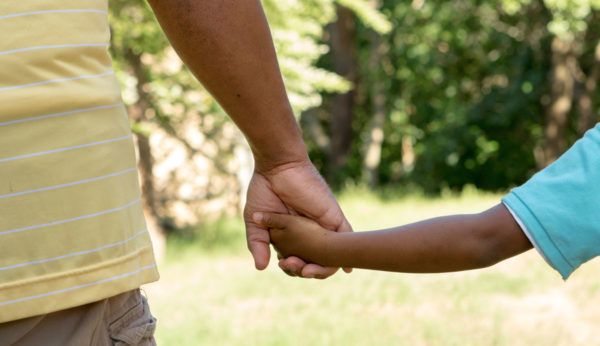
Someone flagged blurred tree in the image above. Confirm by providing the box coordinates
[322,0,552,191]
[328,5,358,183]
[361,23,389,188]
[310,0,600,192]
[326,0,391,183]
[541,0,600,164]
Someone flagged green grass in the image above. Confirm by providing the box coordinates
[145,190,600,346]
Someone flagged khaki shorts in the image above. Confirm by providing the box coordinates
[0,289,156,346]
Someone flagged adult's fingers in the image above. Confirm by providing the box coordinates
[280,257,339,279]
[245,222,271,270]
[300,263,339,279]
[278,256,306,276]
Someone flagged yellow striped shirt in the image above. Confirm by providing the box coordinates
[0,0,159,322]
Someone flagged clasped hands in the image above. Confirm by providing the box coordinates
[243,160,351,279]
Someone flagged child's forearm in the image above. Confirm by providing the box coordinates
[314,204,532,273]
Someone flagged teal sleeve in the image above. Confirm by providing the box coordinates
[502,123,600,280]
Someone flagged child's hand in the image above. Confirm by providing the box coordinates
[253,212,336,267]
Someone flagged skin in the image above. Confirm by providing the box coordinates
[146,0,352,278]
[255,203,533,273]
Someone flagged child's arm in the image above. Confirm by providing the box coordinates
[254,203,533,273]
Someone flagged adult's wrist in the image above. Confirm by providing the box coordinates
[251,142,310,175]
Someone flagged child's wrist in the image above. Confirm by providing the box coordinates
[319,230,347,267]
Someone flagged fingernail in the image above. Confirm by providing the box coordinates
[253,212,263,223]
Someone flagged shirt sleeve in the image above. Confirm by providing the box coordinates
[502,201,553,266]
[501,123,600,280]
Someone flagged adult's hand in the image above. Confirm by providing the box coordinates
[244,159,353,278]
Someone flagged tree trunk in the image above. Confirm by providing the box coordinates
[362,30,387,187]
[543,37,575,166]
[133,131,166,262]
[576,42,600,135]
[328,5,357,182]
[401,135,415,173]
[303,108,330,153]
[125,49,166,262]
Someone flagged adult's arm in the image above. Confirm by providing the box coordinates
[145,0,352,277]
[146,0,304,171]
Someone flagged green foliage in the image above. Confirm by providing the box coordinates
[109,0,167,56]
[501,0,533,15]
[336,0,392,34]
[544,0,599,40]
[309,0,600,193]
[263,0,351,112]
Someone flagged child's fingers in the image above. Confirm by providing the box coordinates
[253,212,294,229]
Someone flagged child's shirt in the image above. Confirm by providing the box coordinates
[502,123,600,279]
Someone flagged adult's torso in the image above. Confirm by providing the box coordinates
[0,0,158,323]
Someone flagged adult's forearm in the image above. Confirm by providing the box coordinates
[146,0,308,172]
[319,204,532,273]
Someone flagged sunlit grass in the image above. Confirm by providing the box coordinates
[145,190,600,346]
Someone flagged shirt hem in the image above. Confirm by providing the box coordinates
[502,201,553,266]
[0,249,159,323]
[502,192,574,280]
